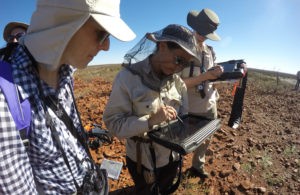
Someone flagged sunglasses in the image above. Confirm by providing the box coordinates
[8,32,26,42]
[97,30,110,45]
[174,55,189,68]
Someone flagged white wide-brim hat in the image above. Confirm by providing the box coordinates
[23,0,136,71]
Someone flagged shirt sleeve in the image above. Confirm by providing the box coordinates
[103,72,150,139]
[0,92,38,194]
[177,77,189,115]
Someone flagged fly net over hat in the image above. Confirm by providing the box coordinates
[123,24,200,65]
[23,0,136,71]
[187,8,221,41]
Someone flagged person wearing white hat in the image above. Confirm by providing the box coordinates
[0,0,135,194]
[104,24,200,194]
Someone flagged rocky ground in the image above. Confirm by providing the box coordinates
[74,75,300,195]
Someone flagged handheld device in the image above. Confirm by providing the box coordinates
[210,59,245,82]
[148,114,221,155]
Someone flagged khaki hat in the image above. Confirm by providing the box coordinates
[3,22,28,42]
[146,24,200,61]
[187,8,221,41]
[23,0,136,71]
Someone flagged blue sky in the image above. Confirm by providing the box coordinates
[1,0,299,74]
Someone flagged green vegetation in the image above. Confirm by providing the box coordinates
[283,145,297,157]
[74,64,122,82]
[179,171,210,194]
[241,161,256,175]
[247,69,296,93]
[258,153,273,170]
[263,171,285,186]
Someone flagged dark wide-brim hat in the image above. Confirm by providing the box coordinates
[3,22,29,42]
[187,8,221,41]
[146,24,200,61]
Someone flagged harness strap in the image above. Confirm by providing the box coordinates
[131,136,151,174]
[149,142,183,195]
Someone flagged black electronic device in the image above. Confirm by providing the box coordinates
[148,114,221,155]
[210,59,245,82]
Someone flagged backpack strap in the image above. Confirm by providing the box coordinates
[0,61,31,144]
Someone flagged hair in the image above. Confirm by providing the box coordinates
[166,41,181,50]
[0,42,18,62]
[155,41,181,53]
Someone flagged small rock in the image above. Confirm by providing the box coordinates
[285,129,292,134]
[256,144,262,150]
[187,177,200,184]
[233,152,239,157]
[219,170,231,178]
[227,175,234,183]
[293,169,298,173]
[223,153,230,157]
[285,163,290,168]
[277,148,282,153]
[276,130,281,135]
[103,150,115,157]
[226,144,233,148]
[239,179,252,190]
[230,131,237,136]
[292,174,298,181]
[210,170,216,177]
[257,187,266,193]
[237,155,242,161]
[233,163,241,171]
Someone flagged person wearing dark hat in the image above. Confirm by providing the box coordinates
[0,22,28,61]
[104,24,200,194]
[178,8,224,178]
[3,22,28,43]
[0,0,135,194]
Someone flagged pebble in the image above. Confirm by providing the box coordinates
[239,179,252,190]
[233,163,241,171]
[219,170,231,178]
[257,186,266,193]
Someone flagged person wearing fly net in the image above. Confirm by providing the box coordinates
[0,0,135,194]
[103,24,200,195]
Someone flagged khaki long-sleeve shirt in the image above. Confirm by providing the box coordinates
[103,57,188,170]
[179,43,219,115]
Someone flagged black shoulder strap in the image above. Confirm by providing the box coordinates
[189,61,194,77]
[45,110,81,190]
[43,95,90,155]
